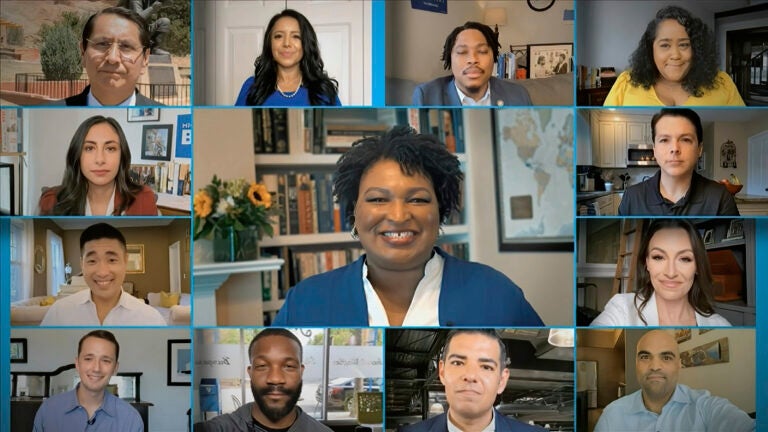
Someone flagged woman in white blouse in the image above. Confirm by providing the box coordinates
[591,219,731,326]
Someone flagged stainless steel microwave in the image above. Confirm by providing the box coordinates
[627,144,658,166]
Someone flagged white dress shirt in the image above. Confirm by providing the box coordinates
[455,83,491,106]
[591,292,732,326]
[41,288,167,326]
[87,88,137,106]
[363,252,444,326]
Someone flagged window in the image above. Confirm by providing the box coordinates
[9,220,30,302]
[46,229,65,296]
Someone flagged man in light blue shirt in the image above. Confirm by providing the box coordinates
[595,330,754,432]
[33,330,144,431]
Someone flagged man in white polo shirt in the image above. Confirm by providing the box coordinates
[41,222,165,326]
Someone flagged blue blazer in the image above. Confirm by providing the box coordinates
[273,248,544,326]
[399,411,546,432]
[412,76,532,106]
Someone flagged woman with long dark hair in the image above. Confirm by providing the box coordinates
[604,5,744,106]
[591,219,730,326]
[39,115,158,215]
[235,9,340,106]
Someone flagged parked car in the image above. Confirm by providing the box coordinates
[315,377,382,411]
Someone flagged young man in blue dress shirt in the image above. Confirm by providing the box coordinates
[32,330,144,431]
[595,330,754,431]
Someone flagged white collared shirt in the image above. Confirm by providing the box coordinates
[447,408,496,432]
[40,288,167,326]
[362,252,444,326]
[455,83,491,106]
[87,88,137,106]
[85,186,116,216]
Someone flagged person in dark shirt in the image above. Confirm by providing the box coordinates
[618,108,739,215]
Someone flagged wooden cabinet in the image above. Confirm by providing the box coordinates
[626,121,651,145]
[597,121,626,168]
[577,87,610,106]
[695,219,756,325]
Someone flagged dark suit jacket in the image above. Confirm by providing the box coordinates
[48,85,164,106]
[400,411,545,432]
[412,76,532,106]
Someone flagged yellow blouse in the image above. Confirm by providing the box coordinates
[603,70,745,106]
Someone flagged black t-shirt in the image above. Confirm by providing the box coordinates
[618,170,740,216]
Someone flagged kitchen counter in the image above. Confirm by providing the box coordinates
[734,193,768,203]
[577,190,623,202]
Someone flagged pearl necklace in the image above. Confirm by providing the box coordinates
[276,78,302,98]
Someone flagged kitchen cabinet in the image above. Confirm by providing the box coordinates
[598,122,627,168]
[626,121,651,145]
[588,111,654,168]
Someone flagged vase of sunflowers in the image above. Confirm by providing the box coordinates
[193,175,278,262]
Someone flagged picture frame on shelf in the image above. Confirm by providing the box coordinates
[703,229,714,245]
[527,43,573,79]
[10,338,27,363]
[167,339,191,386]
[127,108,160,122]
[141,124,173,161]
[725,219,744,240]
[492,109,573,252]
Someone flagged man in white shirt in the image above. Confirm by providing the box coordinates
[41,222,166,326]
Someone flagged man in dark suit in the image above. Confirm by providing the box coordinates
[401,330,544,432]
[412,22,531,106]
[49,7,162,106]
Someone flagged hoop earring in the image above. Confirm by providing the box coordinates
[351,226,359,239]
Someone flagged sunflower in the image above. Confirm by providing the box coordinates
[194,191,213,217]
[247,183,271,208]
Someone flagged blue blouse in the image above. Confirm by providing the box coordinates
[234,76,341,106]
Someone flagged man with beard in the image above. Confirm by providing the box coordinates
[595,330,754,431]
[402,330,544,431]
[412,22,532,106]
[200,329,333,432]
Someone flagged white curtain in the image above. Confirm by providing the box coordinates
[9,219,32,302]
[46,229,65,296]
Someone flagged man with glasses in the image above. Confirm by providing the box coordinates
[50,7,163,106]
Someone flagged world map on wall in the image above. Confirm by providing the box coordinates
[497,109,573,241]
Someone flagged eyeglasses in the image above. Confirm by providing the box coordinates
[86,39,145,64]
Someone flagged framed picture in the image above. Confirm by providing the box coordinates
[675,329,692,343]
[127,108,160,122]
[167,339,191,386]
[527,43,573,79]
[703,229,714,245]
[126,244,145,274]
[10,338,27,363]
[680,337,729,368]
[725,219,744,240]
[492,109,573,251]
[141,124,173,161]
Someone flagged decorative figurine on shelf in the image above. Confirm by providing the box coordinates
[64,262,72,285]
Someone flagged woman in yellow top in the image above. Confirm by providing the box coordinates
[604,5,744,106]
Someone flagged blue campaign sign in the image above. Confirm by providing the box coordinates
[411,0,447,14]
[175,113,192,158]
